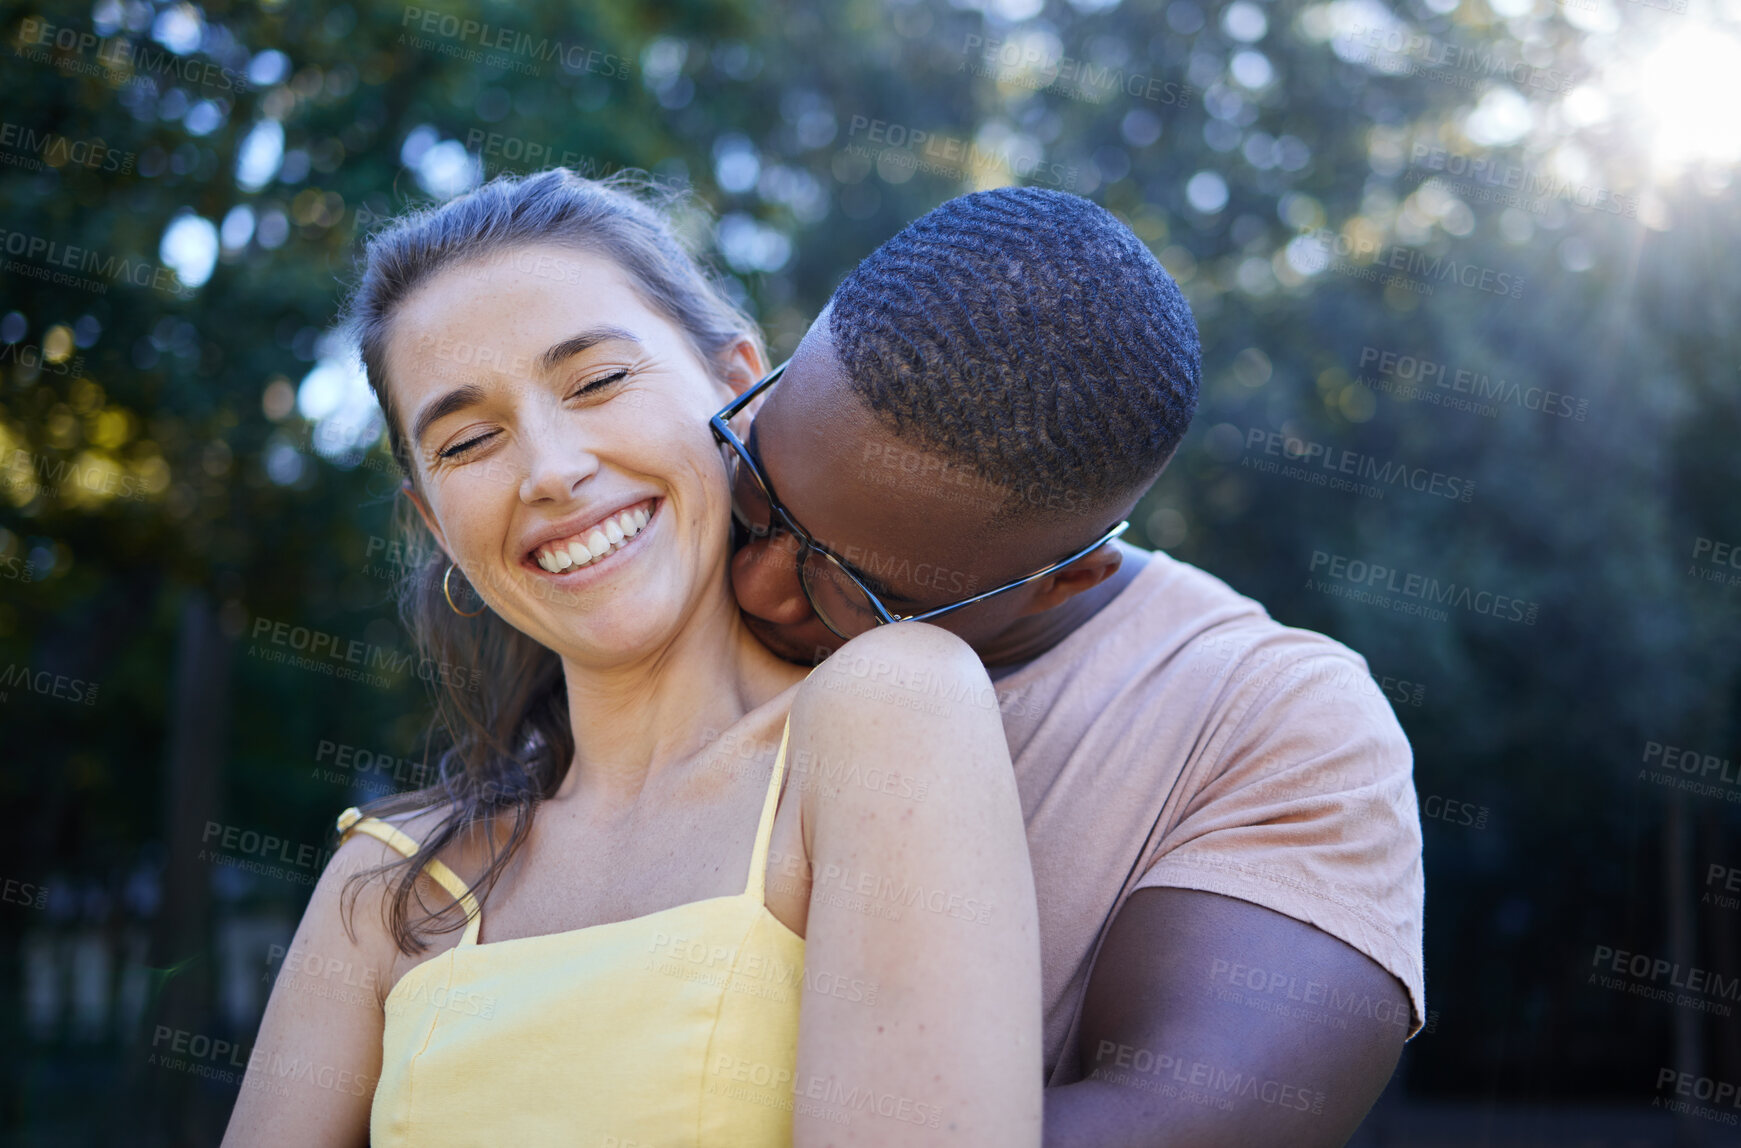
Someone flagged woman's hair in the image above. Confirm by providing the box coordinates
[338,168,762,953]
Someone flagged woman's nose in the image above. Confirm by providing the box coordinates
[517,434,599,505]
[730,532,815,625]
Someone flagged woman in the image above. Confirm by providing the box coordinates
[222,169,1042,1147]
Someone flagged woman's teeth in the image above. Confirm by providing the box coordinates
[534,506,650,573]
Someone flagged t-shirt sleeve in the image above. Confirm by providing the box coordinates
[1136,643,1427,1038]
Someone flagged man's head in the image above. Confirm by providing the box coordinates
[728,186,1201,664]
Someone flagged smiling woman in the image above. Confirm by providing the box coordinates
[340,172,772,930]
[384,245,754,662]
[219,170,1044,1148]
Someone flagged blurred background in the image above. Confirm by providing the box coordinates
[1,0,1738,1143]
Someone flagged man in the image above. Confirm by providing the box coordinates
[717,186,1425,1146]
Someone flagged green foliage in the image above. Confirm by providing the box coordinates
[1,0,1737,1139]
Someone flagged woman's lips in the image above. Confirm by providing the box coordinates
[529,498,656,574]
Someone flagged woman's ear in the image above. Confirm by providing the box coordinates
[717,337,769,400]
[401,480,452,561]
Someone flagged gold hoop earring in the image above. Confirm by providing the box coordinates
[443,563,487,617]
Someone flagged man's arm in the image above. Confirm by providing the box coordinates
[1042,887,1408,1148]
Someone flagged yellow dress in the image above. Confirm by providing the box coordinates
[337,718,805,1146]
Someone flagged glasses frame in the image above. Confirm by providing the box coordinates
[709,359,1131,640]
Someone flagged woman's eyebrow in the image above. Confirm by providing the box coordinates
[410,327,644,446]
[411,383,487,447]
[538,326,641,373]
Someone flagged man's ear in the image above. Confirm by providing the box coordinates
[401,480,452,561]
[1015,543,1124,617]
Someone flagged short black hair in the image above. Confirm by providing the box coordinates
[826,186,1200,523]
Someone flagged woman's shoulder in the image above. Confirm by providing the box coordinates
[790,622,1008,802]
[336,798,458,858]
[329,797,505,907]
[322,799,488,952]
[796,622,993,720]
[829,619,980,662]
[801,622,984,689]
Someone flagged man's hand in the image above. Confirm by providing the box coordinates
[1043,887,1410,1148]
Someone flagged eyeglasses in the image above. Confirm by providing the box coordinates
[709,359,1130,641]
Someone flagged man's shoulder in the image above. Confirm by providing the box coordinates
[1083,547,1375,685]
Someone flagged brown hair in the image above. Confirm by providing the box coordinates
[340,168,762,953]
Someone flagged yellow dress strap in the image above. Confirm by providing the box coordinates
[744,717,793,902]
[336,807,484,944]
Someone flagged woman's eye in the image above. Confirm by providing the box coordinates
[439,431,497,459]
[434,372,625,460]
[572,370,627,398]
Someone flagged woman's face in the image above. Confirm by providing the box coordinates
[384,246,756,663]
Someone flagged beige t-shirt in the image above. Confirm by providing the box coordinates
[988,543,1426,1084]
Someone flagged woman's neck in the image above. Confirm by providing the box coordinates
[552,591,806,805]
